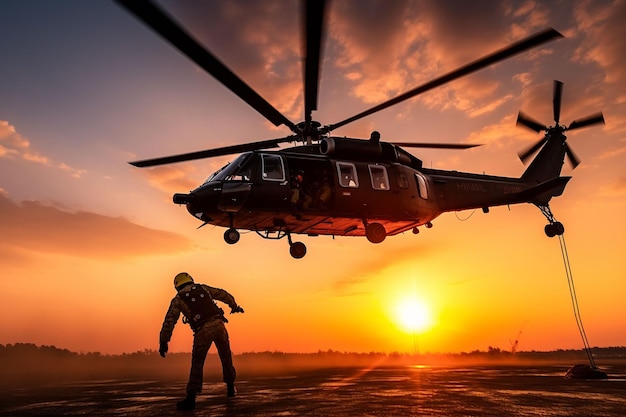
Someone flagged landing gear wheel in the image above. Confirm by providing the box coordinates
[545,224,556,237]
[554,221,565,235]
[544,222,564,238]
[289,241,307,259]
[365,222,387,244]
[224,228,240,244]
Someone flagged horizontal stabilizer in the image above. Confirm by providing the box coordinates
[518,177,571,204]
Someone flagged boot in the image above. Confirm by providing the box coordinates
[227,382,237,397]
[176,393,196,411]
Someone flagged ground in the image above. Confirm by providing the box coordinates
[2,364,626,416]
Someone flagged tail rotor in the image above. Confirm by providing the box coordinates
[516,80,604,169]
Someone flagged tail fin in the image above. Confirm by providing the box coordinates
[520,135,567,185]
[517,176,570,205]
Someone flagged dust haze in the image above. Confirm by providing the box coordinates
[3,343,625,390]
[3,344,626,417]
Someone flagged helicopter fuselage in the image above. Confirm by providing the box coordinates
[173,138,570,258]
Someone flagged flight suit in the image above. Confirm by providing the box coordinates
[160,283,239,395]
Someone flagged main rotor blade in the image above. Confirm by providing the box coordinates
[517,111,547,133]
[391,142,481,149]
[553,80,563,124]
[565,143,581,169]
[129,137,295,167]
[303,0,327,122]
[115,0,297,132]
[518,137,548,164]
[324,28,563,133]
[567,112,605,131]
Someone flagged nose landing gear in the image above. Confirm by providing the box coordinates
[224,228,240,244]
[223,214,241,244]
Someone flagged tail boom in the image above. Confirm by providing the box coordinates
[425,170,571,212]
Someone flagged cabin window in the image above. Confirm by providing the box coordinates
[397,171,409,189]
[337,162,358,188]
[261,154,285,181]
[415,173,429,199]
[368,165,389,190]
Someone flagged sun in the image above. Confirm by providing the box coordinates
[394,297,433,334]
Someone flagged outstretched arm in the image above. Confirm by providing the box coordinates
[204,285,244,313]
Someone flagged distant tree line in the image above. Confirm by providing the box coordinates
[3,343,626,360]
[2,343,625,389]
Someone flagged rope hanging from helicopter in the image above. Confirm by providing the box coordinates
[557,233,596,368]
[454,209,476,221]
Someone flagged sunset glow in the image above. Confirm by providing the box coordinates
[0,1,625,356]
[394,297,434,334]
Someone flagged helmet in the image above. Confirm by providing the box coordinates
[174,272,194,289]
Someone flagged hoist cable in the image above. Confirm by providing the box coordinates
[558,233,596,368]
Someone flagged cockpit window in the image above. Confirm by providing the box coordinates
[261,154,285,181]
[203,153,252,184]
[203,163,228,184]
[337,162,358,188]
[368,165,389,190]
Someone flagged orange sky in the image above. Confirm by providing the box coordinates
[1,0,625,355]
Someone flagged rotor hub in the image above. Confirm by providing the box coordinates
[296,121,322,144]
[547,125,567,140]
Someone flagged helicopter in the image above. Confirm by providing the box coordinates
[117,1,604,258]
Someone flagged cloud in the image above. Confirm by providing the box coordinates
[167,0,303,120]
[0,194,194,262]
[329,0,425,104]
[0,120,86,178]
[595,141,626,161]
[0,120,28,157]
[139,165,201,194]
[169,0,531,117]
[467,94,515,118]
[326,0,558,119]
[572,0,626,86]
[465,114,532,148]
[598,175,626,197]
[153,0,567,128]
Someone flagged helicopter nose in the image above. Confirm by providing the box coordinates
[174,192,210,221]
[173,193,193,204]
[177,185,222,222]
[173,192,203,219]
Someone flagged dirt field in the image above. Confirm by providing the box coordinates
[2,364,626,416]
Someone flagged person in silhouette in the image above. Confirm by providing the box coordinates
[159,272,244,411]
[290,169,305,207]
[301,167,332,209]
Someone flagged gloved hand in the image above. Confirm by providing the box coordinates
[159,342,168,358]
[230,305,244,314]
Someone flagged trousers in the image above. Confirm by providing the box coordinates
[187,319,236,394]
